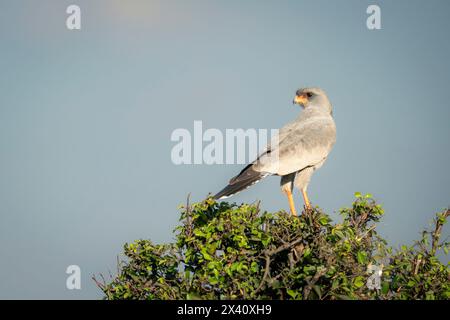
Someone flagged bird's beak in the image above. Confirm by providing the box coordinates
[293,94,308,106]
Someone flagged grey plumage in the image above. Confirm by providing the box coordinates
[214,87,336,209]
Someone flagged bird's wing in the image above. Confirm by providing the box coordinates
[212,123,298,199]
[247,118,299,165]
[214,115,335,199]
[254,116,336,176]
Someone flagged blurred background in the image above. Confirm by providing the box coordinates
[0,0,449,299]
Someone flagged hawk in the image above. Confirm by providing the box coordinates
[214,87,336,216]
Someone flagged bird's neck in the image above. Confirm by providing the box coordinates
[300,107,331,119]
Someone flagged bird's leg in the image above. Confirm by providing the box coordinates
[301,188,311,210]
[285,189,298,216]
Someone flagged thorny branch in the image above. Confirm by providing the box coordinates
[431,209,450,256]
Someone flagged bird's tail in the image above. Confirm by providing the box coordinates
[213,165,269,200]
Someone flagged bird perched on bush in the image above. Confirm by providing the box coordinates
[214,87,336,216]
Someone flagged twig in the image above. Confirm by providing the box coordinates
[186,193,193,237]
[92,275,104,290]
[431,209,450,256]
[265,238,303,256]
[413,257,422,275]
[303,268,326,299]
[253,238,304,295]
[254,255,271,294]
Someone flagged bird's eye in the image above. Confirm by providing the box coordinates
[306,92,313,98]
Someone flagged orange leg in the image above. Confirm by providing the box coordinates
[301,188,311,210]
[285,189,298,216]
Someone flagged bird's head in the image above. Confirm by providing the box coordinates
[293,87,332,115]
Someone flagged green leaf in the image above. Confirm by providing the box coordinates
[356,251,367,264]
[186,293,201,300]
[381,281,390,295]
[261,237,271,247]
[287,289,298,299]
[303,247,311,258]
[407,280,415,288]
[201,247,213,261]
[319,215,329,226]
[354,276,365,288]
[194,229,206,237]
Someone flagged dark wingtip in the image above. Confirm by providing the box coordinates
[213,186,232,200]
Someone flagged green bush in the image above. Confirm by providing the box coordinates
[94,194,450,300]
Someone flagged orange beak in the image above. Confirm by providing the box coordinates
[293,94,308,106]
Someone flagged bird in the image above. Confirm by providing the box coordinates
[213,87,336,216]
